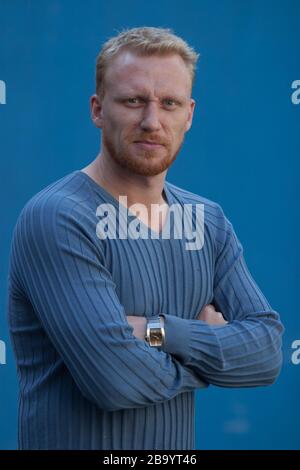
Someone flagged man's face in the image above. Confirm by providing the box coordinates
[93,50,195,176]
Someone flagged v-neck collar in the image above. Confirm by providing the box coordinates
[74,169,173,237]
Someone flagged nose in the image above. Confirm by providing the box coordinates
[140,101,162,132]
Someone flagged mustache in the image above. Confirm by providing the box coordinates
[132,135,168,145]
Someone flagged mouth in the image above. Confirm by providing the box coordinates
[133,141,164,150]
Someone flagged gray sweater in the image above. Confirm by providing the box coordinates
[7,170,284,449]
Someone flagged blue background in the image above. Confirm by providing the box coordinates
[0,0,299,449]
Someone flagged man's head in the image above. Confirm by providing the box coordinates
[91,27,199,176]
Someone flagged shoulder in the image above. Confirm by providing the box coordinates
[165,180,243,256]
[166,181,230,233]
[21,171,93,215]
[166,180,222,212]
[13,171,99,249]
[17,171,97,224]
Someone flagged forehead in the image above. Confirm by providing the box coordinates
[104,50,192,96]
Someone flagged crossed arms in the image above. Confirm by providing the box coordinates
[11,198,284,411]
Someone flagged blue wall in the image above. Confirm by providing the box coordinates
[0,0,299,450]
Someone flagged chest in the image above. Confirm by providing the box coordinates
[103,235,215,320]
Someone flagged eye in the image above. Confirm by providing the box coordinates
[126,97,141,106]
[162,99,177,108]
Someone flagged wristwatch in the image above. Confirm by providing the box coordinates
[145,315,165,347]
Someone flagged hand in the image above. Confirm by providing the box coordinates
[197,304,228,326]
[126,315,147,340]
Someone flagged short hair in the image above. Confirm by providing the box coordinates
[95,26,200,98]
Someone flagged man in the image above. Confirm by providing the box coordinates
[8,27,284,450]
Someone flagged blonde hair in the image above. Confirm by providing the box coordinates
[96,26,199,97]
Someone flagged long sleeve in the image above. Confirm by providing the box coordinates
[161,206,284,388]
[10,194,207,413]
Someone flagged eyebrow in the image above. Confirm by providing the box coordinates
[114,92,187,103]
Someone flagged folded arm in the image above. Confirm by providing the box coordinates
[159,210,284,388]
[10,198,208,412]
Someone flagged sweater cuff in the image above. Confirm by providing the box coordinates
[160,313,192,362]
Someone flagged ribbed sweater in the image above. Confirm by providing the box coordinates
[7,170,284,450]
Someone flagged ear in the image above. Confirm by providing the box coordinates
[90,94,103,129]
[185,98,195,132]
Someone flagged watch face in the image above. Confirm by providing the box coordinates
[148,319,164,347]
[150,328,162,346]
[152,332,161,341]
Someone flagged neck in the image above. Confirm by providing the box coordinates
[82,151,168,209]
